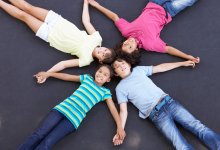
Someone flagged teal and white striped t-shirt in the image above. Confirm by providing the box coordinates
[54,74,112,129]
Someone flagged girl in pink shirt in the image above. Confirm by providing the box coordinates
[88,0,200,65]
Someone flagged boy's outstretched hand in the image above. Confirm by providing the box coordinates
[183,60,196,68]
[34,72,49,84]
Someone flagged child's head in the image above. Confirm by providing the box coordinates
[94,64,114,85]
[116,38,141,66]
[112,58,132,79]
[93,47,116,64]
[121,37,139,53]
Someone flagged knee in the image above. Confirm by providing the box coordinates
[18,11,29,21]
[20,2,35,14]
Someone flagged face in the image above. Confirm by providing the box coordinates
[95,66,111,85]
[122,37,138,53]
[94,47,111,62]
[112,60,131,78]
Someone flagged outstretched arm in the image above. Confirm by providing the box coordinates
[165,46,200,63]
[34,72,80,83]
[152,60,195,74]
[82,0,96,34]
[47,59,79,73]
[112,102,128,146]
[35,59,79,83]
[88,0,119,22]
[106,98,126,145]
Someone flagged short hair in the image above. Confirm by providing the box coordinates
[115,41,141,66]
[111,57,134,76]
[102,48,117,64]
[96,64,114,78]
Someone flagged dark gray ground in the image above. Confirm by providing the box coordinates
[0,0,220,149]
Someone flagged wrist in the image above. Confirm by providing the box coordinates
[94,3,100,8]
[45,72,51,77]
[117,126,124,131]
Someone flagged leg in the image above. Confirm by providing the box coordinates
[0,0,43,33]
[17,110,65,150]
[165,0,198,17]
[171,101,220,150]
[35,118,75,150]
[8,0,49,22]
[150,106,194,150]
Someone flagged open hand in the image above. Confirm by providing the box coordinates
[183,60,196,68]
[112,134,124,146]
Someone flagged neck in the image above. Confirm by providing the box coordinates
[121,72,131,79]
[92,47,98,58]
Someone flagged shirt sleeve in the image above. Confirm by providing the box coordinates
[80,74,93,83]
[116,86,128,104]
[79,58,92,67]
[91,31,103,46]
[114,18,130,37]
[103,89,112,101]
[136,66,153,76]
[149,38,167,53]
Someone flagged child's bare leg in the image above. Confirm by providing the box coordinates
[8,0,49,22]
[0,0,43,33]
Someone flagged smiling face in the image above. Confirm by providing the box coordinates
[95,66,111,86]
[93,47,111,63]
[112,59,131,78]
[121,37,138,53]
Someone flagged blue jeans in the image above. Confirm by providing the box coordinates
[18,110,75,150]
[149,96,220,150]
[150,0,198,17]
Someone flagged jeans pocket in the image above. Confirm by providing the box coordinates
[151,112,159,122]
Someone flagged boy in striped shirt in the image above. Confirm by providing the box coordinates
[18,64,125,150]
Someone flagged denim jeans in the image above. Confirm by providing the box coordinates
[150,0,198,17]
[18,109,75,150]
[149,96,220,150]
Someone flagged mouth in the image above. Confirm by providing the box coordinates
[96,75,103,81]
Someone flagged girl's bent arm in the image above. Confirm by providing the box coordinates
[88,0,119,22]
[47,59,79,73]
[82,0,96,34]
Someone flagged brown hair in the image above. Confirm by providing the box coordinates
[96,64,114,78]
[115,41,141,66]
[102,48,117,64]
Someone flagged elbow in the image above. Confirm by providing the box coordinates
[112,14,119,22]
[82,20,88,26]
[58,61,67,69]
